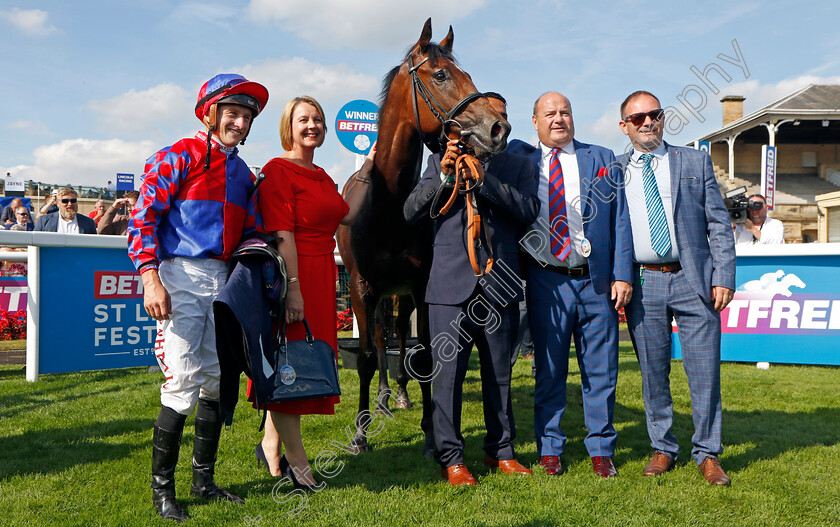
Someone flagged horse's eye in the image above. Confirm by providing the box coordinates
[433,70,447,82]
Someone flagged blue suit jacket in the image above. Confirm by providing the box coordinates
[508,139,633,295]
[403,150,540,306]
[5,222,34,231]
[617,142,735,301]
[33,211,97,234]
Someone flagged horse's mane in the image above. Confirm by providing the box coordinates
[378,43,457,108]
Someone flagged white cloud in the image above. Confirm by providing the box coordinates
[22,138,156,187]
[86,83,193,136]
[237,57,379,104]
[1,8,58,36]
[584,102,631,154]
[247,0,486,48]
[8,120,52,136]
[727,75,840,114]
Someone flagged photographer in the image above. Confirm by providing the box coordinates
[732,194,784,245]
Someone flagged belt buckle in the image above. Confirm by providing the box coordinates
[569,266,584,277]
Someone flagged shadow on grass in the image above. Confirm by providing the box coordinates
[0,368,154,420]
[0,417,151,481]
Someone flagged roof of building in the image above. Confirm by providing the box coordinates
[696,84,840,144]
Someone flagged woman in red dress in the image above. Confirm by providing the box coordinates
[252,96,370,487]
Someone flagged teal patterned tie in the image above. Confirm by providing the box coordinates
[640,153,671,257]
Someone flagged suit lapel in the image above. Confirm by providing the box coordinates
[575,139,593,204]
[667,142,681,213]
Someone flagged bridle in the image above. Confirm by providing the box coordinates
[407,54,484,152]
[406,53,494,276]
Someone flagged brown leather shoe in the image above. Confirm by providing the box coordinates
[591,456,618,478]
[643,451,676,476]
[539,455,563,476]
[441,464,478,486]
[699,457,731,486]
[483,454,533,475]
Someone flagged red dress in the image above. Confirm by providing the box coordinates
[247,157,348,415]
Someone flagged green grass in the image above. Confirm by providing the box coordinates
[1,343,839,526]
[0,339,25,351]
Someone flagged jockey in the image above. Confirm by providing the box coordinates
[127,73,268,522]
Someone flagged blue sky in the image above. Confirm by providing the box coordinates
[2,0,839,189]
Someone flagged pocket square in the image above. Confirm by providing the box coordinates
[597,167,607,178]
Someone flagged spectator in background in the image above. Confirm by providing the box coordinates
[38,190,59,218]
[104,180,116,199]
[732,194,784,245]
[98,191,139,235]
[1,198,22,225]
[5,206,34,231]
[33,187,97,234]
[88,199,107,226]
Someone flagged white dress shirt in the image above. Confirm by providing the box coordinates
[57,214,80,234]
[733,216,784,245]
[624,144,680,264]
[527,141,586,268]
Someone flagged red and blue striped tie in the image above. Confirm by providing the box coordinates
[549,148,571,261]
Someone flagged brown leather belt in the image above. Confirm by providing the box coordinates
[543,263,590,277]
[636,262,682,273]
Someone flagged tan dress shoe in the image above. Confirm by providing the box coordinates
[643,451,676,476]
[699,457,731,486]
[442,464,478,486]
[483,454,533,475]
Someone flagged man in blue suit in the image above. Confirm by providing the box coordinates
[33,188,97,234]
[617,90,735,485]
[5,206,35,231]
[404,93,540,486]
[508,91,633,478]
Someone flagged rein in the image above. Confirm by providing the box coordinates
[406,53,493,276]
[430,153,494,276]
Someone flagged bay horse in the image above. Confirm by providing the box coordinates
[337,18,510,455]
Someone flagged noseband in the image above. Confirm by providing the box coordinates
[407,55,484,151]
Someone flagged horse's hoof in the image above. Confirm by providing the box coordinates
[394,394,412,410]
[350,436,370,454]
[375,405,391,416]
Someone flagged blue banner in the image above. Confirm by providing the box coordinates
[38,246,157,374]
[116,173,134,191]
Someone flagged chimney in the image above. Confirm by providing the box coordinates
[721,95,745,126]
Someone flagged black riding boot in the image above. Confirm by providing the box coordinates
[152,406,189,523]
[190,398,244,504]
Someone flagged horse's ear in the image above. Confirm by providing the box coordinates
[439,26,454,54]
[416,17,432,51]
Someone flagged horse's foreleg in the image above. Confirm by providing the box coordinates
[374,300,392,415]
[394,294,414,409]
[353,286,376,453]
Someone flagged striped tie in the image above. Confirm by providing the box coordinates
[640,153,671,257]
[548,148,571,261]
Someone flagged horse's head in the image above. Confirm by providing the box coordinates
[397,19,510,157]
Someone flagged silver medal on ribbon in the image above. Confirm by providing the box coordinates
[580,238,592,258]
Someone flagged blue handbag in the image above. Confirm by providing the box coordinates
[263,319,341,404]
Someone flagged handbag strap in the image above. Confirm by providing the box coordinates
[277,318,315,345]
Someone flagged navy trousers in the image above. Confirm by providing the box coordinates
[429,292,519,467]
[528,264,619,458]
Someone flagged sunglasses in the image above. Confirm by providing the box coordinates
[624,109,665,127]
[16,212,29,216]
[60,198,78,204]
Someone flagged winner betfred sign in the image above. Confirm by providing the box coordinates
[335,99,378,155]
